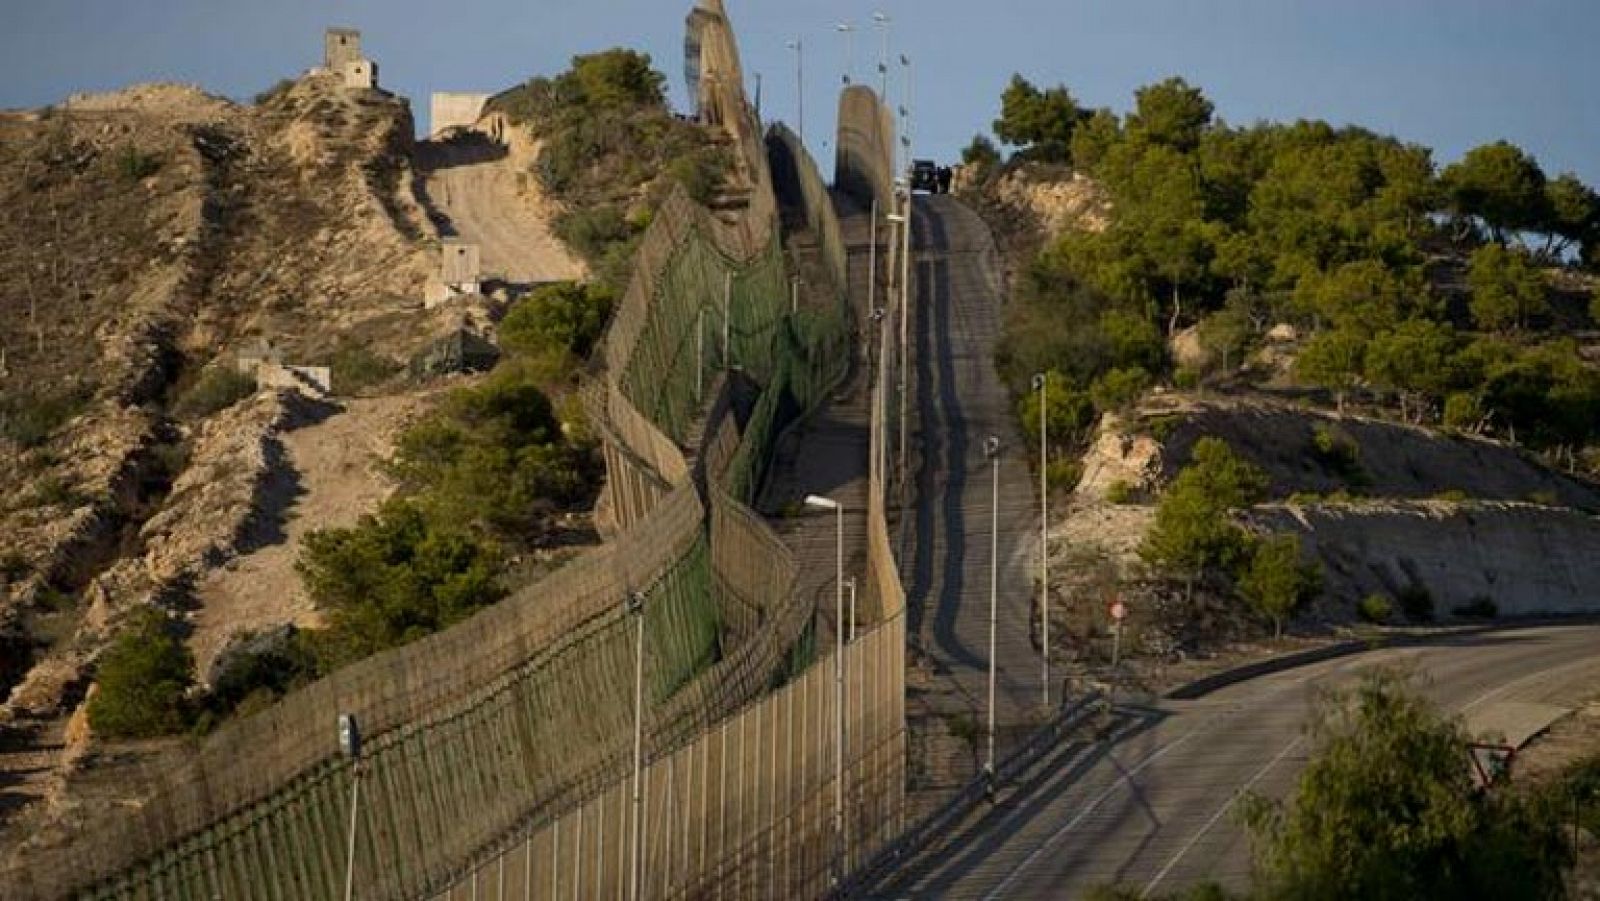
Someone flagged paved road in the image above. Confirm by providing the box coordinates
[882,623,1600,898]
[905,195,1044,732]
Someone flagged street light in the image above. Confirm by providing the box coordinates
[1033,372,1050,708]
[804,493,846,882]
[338,713,363,901]
[872,12,891,98]
[896,183,912,491]
[984,435,1001,784]
[845,576,858,642]
[835,22,856,85]
[785,39,804,143]
[627,590,647,901]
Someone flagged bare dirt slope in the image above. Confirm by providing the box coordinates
[189,391,434,679]
[417,122,585,286]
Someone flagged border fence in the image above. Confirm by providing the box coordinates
[2,3,910,898]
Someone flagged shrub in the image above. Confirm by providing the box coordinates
[666,146,730,206]
[1397,582,1434,621]
[1432,489,1469,503]
[329,340,400,394]
[253,78,296,106]
[1442,392,1486,431]
[87,608,196,739]
[29,475,85,509]
[553,204,632,264]
[1310,424,1364,482]
[1358,593,1394,624]
[1526,489,1558,506]
[1090,366,1153,413]
[1047,459,1083,492]
[0,387,90,448]
[0,552,28,585]
[1106,480,1135,504]
[499,282,615,362]
[1452,595,1498,620]
[173,366,256,420]
[297,499,504,670]
[117,145,162,182]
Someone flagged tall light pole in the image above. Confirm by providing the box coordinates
[804,494,846,883]
[786,39,804,143]
[845,576,858,642]
[984,435,1001,784]
[1033,373,1050,708]
[872,12,891,99]
[835,22,856,85]
[627,590,647,901]
[898,53,912,177]
[338,714,363,901]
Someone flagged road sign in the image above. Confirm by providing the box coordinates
[1109,599,1127,622]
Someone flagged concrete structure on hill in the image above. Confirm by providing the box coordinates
[324,28,362,69]
[429,92,490,138]
[342,58,377,90]
[426,240,482,306]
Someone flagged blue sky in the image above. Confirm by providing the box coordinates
[3,0,1596,185]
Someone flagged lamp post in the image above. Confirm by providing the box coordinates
[804,493,846,883]
[1033,372,1050,708]
[984,435,1001,784]
[785,39,804,142]
[627,590,647,901]
[872,12,891,99]
[845,576,858,642]
[338,713,363,901]
[835,22,856,85]
[897,182,912,492]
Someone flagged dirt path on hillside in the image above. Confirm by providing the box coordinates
[416,130,585,286]
[189,392,431,678]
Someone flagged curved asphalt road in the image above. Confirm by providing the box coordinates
[882,623,1600,898]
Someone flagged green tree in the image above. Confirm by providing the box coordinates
[298,500,504,668]
[1467,243,1548,333]
[1364,318,1458,422]
[1090,366,1153,413]
[1069,108,1123,173]
[1295,328,1368,411]
[499,281,615,362]
[961,133,1002,177]
[993,75,1082,162]
[1243,669,1569,900]
[1237,533,1322,637]
[87,608,196,739]
[1542,172,1600,258]
[558,48,665,109]
[1017,370,1097,450]
[1441,141,1549,242]
[1127,77,1214,152]
[1141,437,1267,599]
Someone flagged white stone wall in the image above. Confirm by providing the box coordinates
[429,92,491,138]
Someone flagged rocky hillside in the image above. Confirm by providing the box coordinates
[0,72,443,833]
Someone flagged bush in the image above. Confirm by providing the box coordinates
[1310,424,1364,482]
[1398,582,1434,621]
[1452,595,1498,620]
[253,78,296,106]
[0,387,90,448]
[117,145,162,182]
[297,500,504,670]
[499,282,615,362]
[1106,480,1135,504]
[553,204,632,263]
[1047,459,1083,492]
[1432,489,1469,502]
[173,366,256,420]
[1358,593,1394,624]
[1090,366,1153,413]
[328,341,400,394]
[1442,392,1486,431]
[87,608,196,739]
[666,146,730,206]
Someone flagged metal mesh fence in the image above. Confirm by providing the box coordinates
[3,6,910,899]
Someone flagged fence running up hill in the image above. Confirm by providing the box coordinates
[4,3,911,900]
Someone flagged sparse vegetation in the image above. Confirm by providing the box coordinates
[1397,582,1435,622]
[1358,592,1394,624]
[172,365,256,420]
[0,386,91,448]
[328,340,401,394]
[87,607,196,739]
[116,145,162,182]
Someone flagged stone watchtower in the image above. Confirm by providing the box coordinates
[324,28,362,70]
